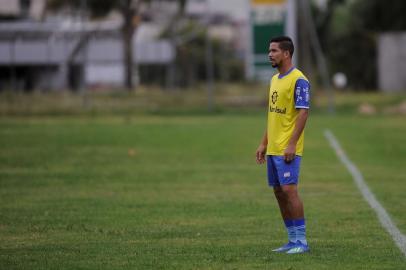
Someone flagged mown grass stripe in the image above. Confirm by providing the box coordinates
[324,129,406,256]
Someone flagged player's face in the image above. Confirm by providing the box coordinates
[268,42,285,68]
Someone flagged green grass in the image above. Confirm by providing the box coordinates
[323,115,406,234]
[0,112,405,269]
[0,83,268,117]
[3,86,405,117]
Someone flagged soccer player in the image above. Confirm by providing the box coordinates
[255,36,310,254]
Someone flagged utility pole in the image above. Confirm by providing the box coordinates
[10,35,17,92]
[300,0,335,114]
[80,0,90,108]
[285,0,297,66]
[205,0,214,112]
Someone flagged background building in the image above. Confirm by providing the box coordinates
[378,32,406,92]
[0,0,46,20]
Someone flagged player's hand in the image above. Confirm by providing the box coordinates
[256,144,267,164]
[284,144,296,163]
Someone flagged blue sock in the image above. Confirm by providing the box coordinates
[293,218,307,245]
[284,219,295,243]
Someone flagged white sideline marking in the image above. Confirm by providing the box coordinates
[324,129,406,256]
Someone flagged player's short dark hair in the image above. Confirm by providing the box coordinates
[270,36,294,57]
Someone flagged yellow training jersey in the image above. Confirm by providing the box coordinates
[267,67,310,156]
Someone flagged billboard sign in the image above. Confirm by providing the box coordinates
[250,0,287,81]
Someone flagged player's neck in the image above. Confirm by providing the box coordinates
[278,62,294,75]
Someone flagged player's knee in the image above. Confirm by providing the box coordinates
[273,186,282,194]
[281,185,298,197]
[273,186,284,199]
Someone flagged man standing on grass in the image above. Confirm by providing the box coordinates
[256,36,310,254]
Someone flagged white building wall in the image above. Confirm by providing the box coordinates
[86,64,124,86]
[29,0,46,20]
[0,23,175,89]
[378,32,406,92]
[0,0,45,19]
[0,0,19,16]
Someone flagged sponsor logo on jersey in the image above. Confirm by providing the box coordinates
[271,91,278,104]
[269,106,287,114]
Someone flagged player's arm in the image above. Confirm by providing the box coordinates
[284,78,310,163]
[256,129,267,164]
[284,109,308,162]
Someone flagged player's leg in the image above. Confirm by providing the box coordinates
[274,156,309,253]
[272,186,297,252]
[281,184,304,219]
[273,186,290,219]
[267,156,296,252]
[281,185,309,254]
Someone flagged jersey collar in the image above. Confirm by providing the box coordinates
[278,66,295,79]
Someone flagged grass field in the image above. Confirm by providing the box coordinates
[0,86,406,270]
[1,91,406,269]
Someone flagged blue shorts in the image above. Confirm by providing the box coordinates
[267,155,302,187]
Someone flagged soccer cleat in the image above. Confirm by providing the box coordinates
[285,241,310,254]
[272,241,297,252]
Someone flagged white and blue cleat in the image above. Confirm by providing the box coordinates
[285,241,310,254]
[272,241,297,252]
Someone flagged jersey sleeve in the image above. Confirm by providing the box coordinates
[294,78,310,109]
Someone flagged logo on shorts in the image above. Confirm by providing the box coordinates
[283,172,291,178]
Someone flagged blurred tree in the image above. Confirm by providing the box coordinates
[313,0,345,50]
[46,0,187,91]
[353,0,406,31]
[160,20,244,88]
[314,0,406,90]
